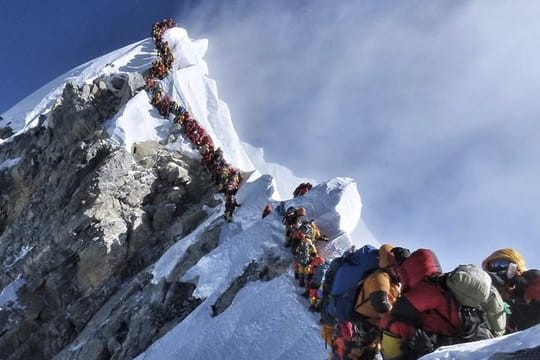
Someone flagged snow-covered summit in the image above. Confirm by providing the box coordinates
[0,39,152,141]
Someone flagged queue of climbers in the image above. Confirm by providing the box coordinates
[147,19,540,359]
[310,243,540,360]
[266,181,539,359]
[146,19,243,205]
[268,178,539,359]
[279,204,330,312]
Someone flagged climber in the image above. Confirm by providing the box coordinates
[325,245,408,360]
[294,233,317,288]
[380,248,462,360]
[200,144,215,169]
[168,101,183,117]
[331,321,370,360]
[282,207,306,247]
[223,194,240,223]
[482,248,540,332]
[299,219,329,244]
[211,149,226,171]
[216,167,231,192]
[306,255,329,311]
[145,77,157,90]
[261,204,273,219]
[293,182,313,198]
[345,245,407,360]
[224,169,242,195]
[156,95,172,117]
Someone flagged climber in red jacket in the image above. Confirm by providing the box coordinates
[380,249,462,360]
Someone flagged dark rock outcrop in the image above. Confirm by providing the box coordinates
[0,73,221,360]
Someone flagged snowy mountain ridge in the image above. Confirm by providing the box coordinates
[0,22,539,360]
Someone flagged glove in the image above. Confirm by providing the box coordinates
[503,301,512,315]
[407,328,438,357]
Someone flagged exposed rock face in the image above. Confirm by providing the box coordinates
[0,74,227,359]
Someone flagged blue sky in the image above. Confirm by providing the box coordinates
[0,0,188,112]
[1,0,539,269]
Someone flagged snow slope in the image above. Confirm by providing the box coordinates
[2,24,539,360]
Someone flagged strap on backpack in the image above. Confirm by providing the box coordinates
[353,279,369,311]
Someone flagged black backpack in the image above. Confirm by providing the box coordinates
[510,300,540,331]
[298,221,313,238]
[282,206,297,225]
[456,305,495,341]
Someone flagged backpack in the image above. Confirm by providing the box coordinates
[511,299,540,331]
[320,256,346,325]
[483,286,506,336]
[445,265,506,338]
[325,245,379,322]
[298,221,314,239]
[294,239,316,267]
[446,264,491,307]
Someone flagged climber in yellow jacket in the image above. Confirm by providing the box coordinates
[347,244,407,360]
[325,244,407,360]
[353,244,403,325]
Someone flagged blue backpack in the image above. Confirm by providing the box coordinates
[325,245,379,322]
[320,257,346,325]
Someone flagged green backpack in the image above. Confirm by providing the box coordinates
[445,264,506,337]
[446,264,491,307]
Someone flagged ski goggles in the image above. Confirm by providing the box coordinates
[486,258,518,279]
[486,258,511,273]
